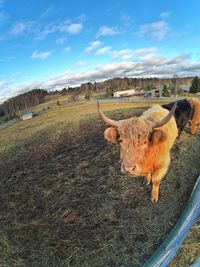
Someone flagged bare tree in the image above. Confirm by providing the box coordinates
[172,74,179,99]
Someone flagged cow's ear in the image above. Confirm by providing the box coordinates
[104,127,119,144]
[150,129,166,145]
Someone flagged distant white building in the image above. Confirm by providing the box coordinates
[145,88,163,98]
[114,88,137,98]
[22,112,34,121]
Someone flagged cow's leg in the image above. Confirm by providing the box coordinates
[178,127,183,138]
[178,121,187,138]
[151,166,168,203]
[145,172,151,185]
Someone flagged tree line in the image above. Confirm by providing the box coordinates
[161,76,200,97]
[0,76,197,118]
[189,76,200,93]
[61,76,194,98]
[0,89,48,117]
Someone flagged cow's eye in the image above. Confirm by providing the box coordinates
[148,132,153,143]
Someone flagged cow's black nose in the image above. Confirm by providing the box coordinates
[123,164,136,173]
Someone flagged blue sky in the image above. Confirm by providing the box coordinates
[0,0,200,103]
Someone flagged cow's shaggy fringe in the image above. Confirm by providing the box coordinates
[119,118,152,145]
[118,105,177,147]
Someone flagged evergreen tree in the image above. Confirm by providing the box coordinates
[177,87,184,96]
[84,91,91,100]
[61,88,67,95]
[190,76,200,93]
[170,86,176,95]
[106,86,114,97]
[56,100,61,106]
[144,85,151,91]
[162,85,170,97]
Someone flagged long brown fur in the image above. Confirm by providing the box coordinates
[188,97,200,134]
[118,105,177,149]
[103,105,178,202]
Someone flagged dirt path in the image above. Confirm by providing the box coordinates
[0,118,18,129]
[0,110,200,267]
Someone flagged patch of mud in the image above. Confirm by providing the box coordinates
[0,109,200,267]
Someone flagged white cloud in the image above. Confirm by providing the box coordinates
[96,46,112,55]
[75,60,86,67]
[35,23,55,39]
[67,23,83,34]
[0,81,42,103]
[112,47,157,61]
[36,21,83,39]
[2,51,200,104]
[85,41,102,52]
[138,20,170,40]
[133,47,157,55]
[0,79,6,89]
[56,37,66,45]
[97,26,119,36]
[40,6,53,19]
[36,54,200,87]
[10,19,83,39]
[10,21,34,36]
[11,22,27,35]
[63,46,71,53]
[160,12,171,19]
[112,48,132,60]
[31,50,52,59]
[139,53,165,65]
[60,22,83,34]
[0,79,16,103]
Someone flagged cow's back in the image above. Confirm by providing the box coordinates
[162,99,193,126]
[162,99,193,135]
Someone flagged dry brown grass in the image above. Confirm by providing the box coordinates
[0,100,199,267]
[0,101,150,156]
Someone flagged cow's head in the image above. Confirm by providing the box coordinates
[98,102,176,176]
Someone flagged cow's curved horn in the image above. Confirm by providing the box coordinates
[152,101,177,128]
[97,101,121,127]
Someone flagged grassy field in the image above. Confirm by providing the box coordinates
[0,100,160,157]
[0,100,199,267]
